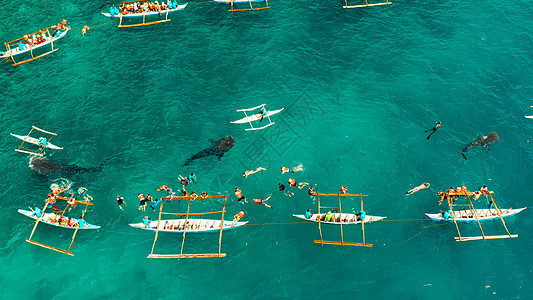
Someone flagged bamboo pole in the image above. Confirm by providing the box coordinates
[149,199,166,256]
[361,195,365,246]
[465,191,486,240]
[489,193,512,237]
[67,204,88,252]
[447,196,462,241]
[317,194,323,245]
[180,198,192,255]
[338,194,344,245]
[217,196,227,257]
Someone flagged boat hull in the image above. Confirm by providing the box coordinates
[215,0,266,3]
[293,213,386,224]
[129,218,248,233]
[18,209,100,229]
[425,207,526,222]
[10,133,62,150]
[231,108,284,124]
[102,4,188,18]
[1,30,68,59]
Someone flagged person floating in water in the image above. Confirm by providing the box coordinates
[253,195,273,208]
[77,187,93,202]
[257,107,268,122]
[304,208,313,219]
[150,198,164,211]
[340,186,348,194]
[243,167,266,178]
[281,164,303,174]
[278,183,293,197]
[117,195,126,210]
[425,122,441,140]
[405,183,430,195]
[288,178,309,189]
[188,172,197,183]
[308,186,316,195]
[178,175,189,188]
[233,210,245,222]
[138,193,147,211]
[235,188,247,203]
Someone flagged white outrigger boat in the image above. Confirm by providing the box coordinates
[214,0,270,12]
[231,104,284,131]
[1,30,68,59]
[102,2,188,28]
[293,213,386,224]
[426,207,526,222]
[18,209,100,229]
[10,126,62,156]
[130,218,248,233]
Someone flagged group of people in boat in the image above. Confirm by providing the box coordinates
[10,20,68,53]
[438,185,490,205]
[111,1,180,16]
[31,207,89,228]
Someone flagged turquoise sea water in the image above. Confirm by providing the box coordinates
[1,0,533,298]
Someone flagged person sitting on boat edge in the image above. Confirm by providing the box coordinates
[78,216,88,228]
[324,211,334,222]
[233,210,245,222]
[38,137,48,150]
[440,210,452,220]
[304,209,312,219]
[257,107,268,122]
[200,191,208,199]
[142,216,151,228]
[356,210,366,221]
[31,207,43,218]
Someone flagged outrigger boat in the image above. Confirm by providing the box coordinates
[526,106,533,119]
[141,193,244,259]
[102,1,188,28]
[2,24,68,66]
[298,192,384,247]
[215,0,271,12]
[293,213,386,224]
[10,126,62,156]
[428,187,523,242]
[343,0,392,8]
[129,218,248,233]
[426,208,526,222]
[231,104,283,131]
[23,194,98,256]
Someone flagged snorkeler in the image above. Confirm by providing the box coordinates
[425,122,441,140]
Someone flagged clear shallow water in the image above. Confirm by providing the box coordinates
[0,0,532,298]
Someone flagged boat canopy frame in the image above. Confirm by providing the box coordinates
[444,189,518,242]
[148,194,231,259]
[313,192,373,247]
[343,0,392,9]
[12,126,58,156]
[26,195,94,256]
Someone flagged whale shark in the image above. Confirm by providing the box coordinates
[183,137,235,166]
[29,156,107,174]
[461,132,499,160]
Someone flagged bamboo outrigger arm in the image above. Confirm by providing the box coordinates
[228,0,271,12]
[343,0,392,8]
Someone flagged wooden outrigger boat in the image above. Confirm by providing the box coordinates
[215,0,271,12]
[231,104,283,131]
[10,126,62,156]
[428,187,522,242]
[102,1,188,28]
[2,26,68,66]
[343,0,392,8]
[18,209,100,230]
[129,218,248,233]
[293,213,386,224]
[300,192,384,247]
[23,194,98,256]
[425,208,526,222]
[143,193,244,259]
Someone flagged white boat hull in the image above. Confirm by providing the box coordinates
[293,213,386,224]
[10,133,62,150]
[425,207,526,222]
[102,4,188,18]
[1,30,68,59]
[129,218,248,233]
[18,209,100,229]
[215,0,266,3]
[231,108,284,124]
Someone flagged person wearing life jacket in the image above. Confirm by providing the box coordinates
[340,186,348,194]
[356,210,366,221]
[138,193,146,211]
[233,210,245,222]
[324,211,333,222]
[200,191,208,199]
[288,178,297,187]
[78,216,88,228]
[441,210,452,219]
[304,209,312,219]
[48,193,56,204]
[32,207,43,218]
[68,193,77,209]
[235,188,247,203]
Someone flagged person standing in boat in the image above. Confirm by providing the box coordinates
[425,122,441,140]
[117,195,126,211]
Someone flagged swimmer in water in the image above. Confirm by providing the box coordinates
[405,183,430,195]
[425,122,441,140]
[278,183,293,197]
[233,210,245,222]
[243,167,266,178]
[117,195,126,210]
[340,186,348,194]
[253,195,273,209]
[281,164,303,174]
[235,188,247,203]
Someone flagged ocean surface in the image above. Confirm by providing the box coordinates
[0,0,532,298]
